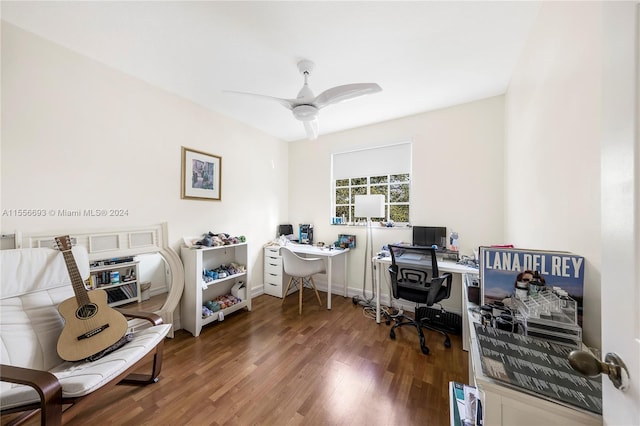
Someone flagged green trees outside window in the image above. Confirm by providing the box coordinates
[334,173,410,223]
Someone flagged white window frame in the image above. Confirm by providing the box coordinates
[331,142,412,225]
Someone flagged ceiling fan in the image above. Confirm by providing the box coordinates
[227,60,382,140]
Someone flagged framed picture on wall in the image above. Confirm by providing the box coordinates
[181,147,221,201]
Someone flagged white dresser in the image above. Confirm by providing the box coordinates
[263,246,285,297]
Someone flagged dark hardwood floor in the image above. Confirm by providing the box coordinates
[11,291,468,425]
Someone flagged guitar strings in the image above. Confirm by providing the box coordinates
[63,248,100,336]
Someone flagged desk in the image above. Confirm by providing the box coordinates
[265,244,349,310]
[372,256,478,337]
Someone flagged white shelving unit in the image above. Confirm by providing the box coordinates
[181,243,250,337]
[90,260,141,307]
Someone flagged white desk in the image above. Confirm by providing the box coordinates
[372,255,478,324]
[285,244,350,310]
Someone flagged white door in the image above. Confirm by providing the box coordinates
[600,3,639,424]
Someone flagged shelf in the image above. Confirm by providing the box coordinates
[187,242,247,252]
[90,258,141,307]
[201,272,247,289]
[98,279,138,290]
[90,260,138,272]
[201,301,249,325]
[181,242,250,337]
[102,281,139,306]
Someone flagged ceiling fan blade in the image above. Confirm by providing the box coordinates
[314,83,382,109]
[224,90,297,110]
[303,119,319,140]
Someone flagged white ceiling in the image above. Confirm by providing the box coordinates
[2,1,541,142]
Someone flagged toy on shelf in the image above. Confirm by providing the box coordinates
[202,305,213,317]
[187,232,247,248]
[202,262,246,283]
[201,294,241,318]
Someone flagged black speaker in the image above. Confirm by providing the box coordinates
[415,307,462,334]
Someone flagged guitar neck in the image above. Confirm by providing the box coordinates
[60,248,91,307]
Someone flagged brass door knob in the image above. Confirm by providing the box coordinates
[568,350,630,390]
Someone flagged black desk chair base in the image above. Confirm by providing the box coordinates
[420,319,451,348]
[389,313,429,355]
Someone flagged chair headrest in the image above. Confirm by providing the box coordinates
[1,246,90,299]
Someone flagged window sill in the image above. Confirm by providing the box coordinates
[330,223,410,228]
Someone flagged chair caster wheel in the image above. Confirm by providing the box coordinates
[352,297,359,305]
[421,345,430,355]
[390,329,396,340]
[385,320,391,326]
[444,338,451,348]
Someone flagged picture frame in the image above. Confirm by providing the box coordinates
[181,147,221,201]
[337,234,356,249]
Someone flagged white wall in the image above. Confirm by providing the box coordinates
[504,2,602,347]
[0,22,290,295]
[288,96,505,310]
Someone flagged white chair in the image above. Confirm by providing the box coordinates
[0,247,171,425]
[280,247,325,315]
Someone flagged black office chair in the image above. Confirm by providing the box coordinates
[387,244,454,355]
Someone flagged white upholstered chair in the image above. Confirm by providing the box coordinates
[0,247,170,425]
[280,247,325,315]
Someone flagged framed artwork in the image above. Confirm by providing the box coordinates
[337,234,356,249]
[181,147,221,201]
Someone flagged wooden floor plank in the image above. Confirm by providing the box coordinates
[3,291,467,425]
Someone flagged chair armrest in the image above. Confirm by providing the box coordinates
[1,364,62,426]
[114,308,163,326]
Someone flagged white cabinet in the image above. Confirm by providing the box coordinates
[90,259,141,307]
[263,246,285,297]
[181,243,251,337]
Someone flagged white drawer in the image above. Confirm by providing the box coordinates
[264,256,282,265]
[264,260,282,275]
[264,280,282,297]
[264,252,281,262]
[264,271,282,286]
[264,246,280,256]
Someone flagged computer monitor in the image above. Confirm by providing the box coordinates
[412,226,447,249]
[277,224,293,237]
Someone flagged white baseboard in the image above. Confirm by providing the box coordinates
[254,278,462,316]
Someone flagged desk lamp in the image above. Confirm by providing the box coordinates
[354,195,385,305]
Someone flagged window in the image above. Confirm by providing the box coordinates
[332,142,411,224]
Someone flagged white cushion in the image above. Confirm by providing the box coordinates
[1,247,90,299]
[0,285,73,372]
[1,324,170,409]
[1,247,90,371]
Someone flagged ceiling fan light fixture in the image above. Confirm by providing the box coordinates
[227,59,381,140]
[292,104,318,121]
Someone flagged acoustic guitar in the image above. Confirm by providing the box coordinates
[55,235,129,361]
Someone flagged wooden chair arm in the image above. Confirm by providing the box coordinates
[1,364,62,426]
[114,308,163,326]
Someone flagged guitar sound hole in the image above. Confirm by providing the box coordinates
[76,303,98,319]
